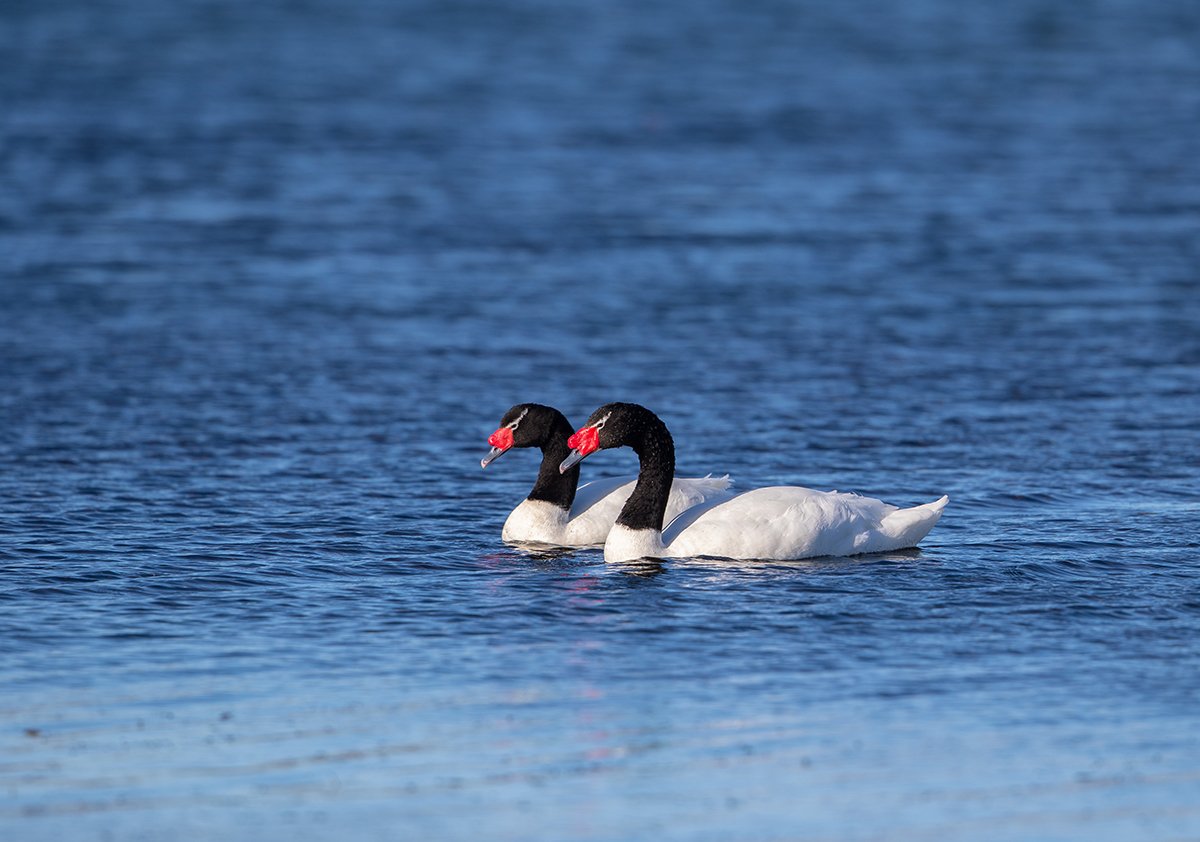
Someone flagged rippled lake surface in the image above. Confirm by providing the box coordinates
[3,1,1200,839]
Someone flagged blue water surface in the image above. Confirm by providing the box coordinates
[2,1,1200,839]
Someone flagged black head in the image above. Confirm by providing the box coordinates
[560,403,670,472]
[481,403,572,468]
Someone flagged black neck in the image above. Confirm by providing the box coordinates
[527,414,579,510]
[615,410,675,532]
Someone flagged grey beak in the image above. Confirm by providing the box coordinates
[559,449,585,473]
[481,446,508,469]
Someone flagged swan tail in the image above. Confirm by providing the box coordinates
[878,494,949,547]
[684,473,733,492]
[672,474,734,506]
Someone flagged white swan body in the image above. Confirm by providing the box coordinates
[605,488,949,563]
[503,474,733,547]
[560,402,948,563]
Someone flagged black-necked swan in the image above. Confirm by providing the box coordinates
[481,403,732,547]
[559,402,949,563]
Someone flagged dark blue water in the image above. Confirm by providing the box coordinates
[3,1,1200,838]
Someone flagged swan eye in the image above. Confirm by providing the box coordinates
[505,407,530,432]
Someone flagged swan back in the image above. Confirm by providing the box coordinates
[656,488,947,562]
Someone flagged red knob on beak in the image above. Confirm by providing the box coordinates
[488,428,514,450]
[567,425,599,457]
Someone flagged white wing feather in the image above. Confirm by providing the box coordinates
[655,489,948,561]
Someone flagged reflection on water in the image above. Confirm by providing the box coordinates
[494,544,589,561]
[604,557,669,578]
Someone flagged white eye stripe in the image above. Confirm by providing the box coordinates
[506,407,530,431]
[592,411,612,431]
